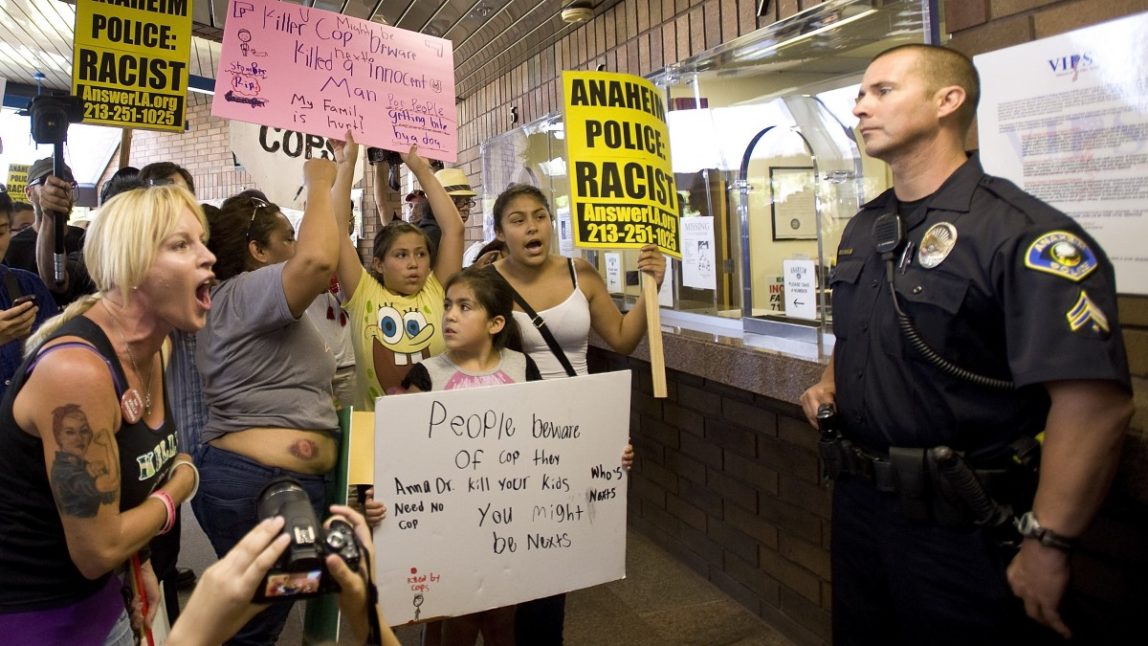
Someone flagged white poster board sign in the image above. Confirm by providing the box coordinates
[681,217,716,290]
[783,258,817,320]
[975,12,1148,294]
[604,252,623,293]
[229,120,365,210]
[374,372,631,624]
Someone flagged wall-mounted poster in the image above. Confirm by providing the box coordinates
[770,167,817,241]
[975,12,1148,295]
[680,217,716,290]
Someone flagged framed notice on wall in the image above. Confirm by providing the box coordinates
[975,12,1148,295]
[770,167,817,241]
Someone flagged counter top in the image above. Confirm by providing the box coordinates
[589,316,830,406]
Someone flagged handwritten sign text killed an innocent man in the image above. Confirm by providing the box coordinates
[212,0,458,161]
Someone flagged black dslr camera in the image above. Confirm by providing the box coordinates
[253,477,361,602]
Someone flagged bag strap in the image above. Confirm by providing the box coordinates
[27,341,128,396]
[492,269,577,378]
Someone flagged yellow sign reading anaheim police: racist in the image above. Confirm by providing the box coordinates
[563,71,680,258]
[72,0,192,132]
[6,164,30,201]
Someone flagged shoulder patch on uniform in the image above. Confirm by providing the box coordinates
[1024,231,1097,282]
[1066,290,1110,336]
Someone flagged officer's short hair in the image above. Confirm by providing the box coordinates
[874,44,980,133]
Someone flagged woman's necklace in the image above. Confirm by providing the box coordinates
[102,301,153,424]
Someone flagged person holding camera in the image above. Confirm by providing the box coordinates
[169,503,399,646]
[0,189,58,399]
[8,158,95,308]
[0,184,211,644]
[193,134,381,644]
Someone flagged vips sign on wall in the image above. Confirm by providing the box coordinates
[563,71,680,259]
[213,0,458,161]
[974,12,1148,295]
[373,373,631,623]
[72,0,192,132]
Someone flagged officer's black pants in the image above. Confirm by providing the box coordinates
[831,475,1059,645]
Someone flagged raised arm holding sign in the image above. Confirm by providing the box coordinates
[563,71,679,397]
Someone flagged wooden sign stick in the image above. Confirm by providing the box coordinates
[643,273,667,398]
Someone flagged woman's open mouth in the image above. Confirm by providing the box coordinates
[195,278,216,310]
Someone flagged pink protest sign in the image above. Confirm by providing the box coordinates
[212,0,457,160]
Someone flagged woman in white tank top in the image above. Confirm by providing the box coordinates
[489,183,665,646]
[491,185,665,380]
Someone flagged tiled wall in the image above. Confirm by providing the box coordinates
[452,0,807,190]
[589,348,834,644]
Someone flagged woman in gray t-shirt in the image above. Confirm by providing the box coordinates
[190,138,367,644]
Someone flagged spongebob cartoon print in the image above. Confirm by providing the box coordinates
[371,300,436,394]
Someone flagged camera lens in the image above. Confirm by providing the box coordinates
[257,477,324,571]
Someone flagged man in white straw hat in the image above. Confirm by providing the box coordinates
[416,167,476,258]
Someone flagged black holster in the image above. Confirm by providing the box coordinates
[819,436,1038,530]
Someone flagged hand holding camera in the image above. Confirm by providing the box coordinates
[167,516,292,646]
[252,478,362,602]
[168,480,393,646]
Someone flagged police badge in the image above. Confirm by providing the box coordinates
[917,222,958,269]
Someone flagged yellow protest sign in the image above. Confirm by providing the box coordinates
[6,164,30,201]
[72,0,192,132]
[564,71,680,259]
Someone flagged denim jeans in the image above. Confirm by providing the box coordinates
[103,610,134,646]
[192,444,329,646]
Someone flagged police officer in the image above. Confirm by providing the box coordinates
[800,44,1132,643]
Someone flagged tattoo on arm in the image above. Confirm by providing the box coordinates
[289,440,319,461]
[49,404,119,518]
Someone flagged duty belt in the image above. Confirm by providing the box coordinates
[819,435,1039,528]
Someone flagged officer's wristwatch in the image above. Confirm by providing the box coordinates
[1015,512,1077,551]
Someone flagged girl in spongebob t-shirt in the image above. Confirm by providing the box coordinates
[337,145,464,410]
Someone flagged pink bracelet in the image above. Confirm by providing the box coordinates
[150,490,176,535]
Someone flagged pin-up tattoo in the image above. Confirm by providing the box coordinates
[50,404,118,518]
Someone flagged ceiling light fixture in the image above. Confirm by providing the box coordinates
[561,2,593,24]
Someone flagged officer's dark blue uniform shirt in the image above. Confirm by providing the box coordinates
[830,153,1130,458]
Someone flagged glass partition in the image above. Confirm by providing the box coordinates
[479,0,937,339]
